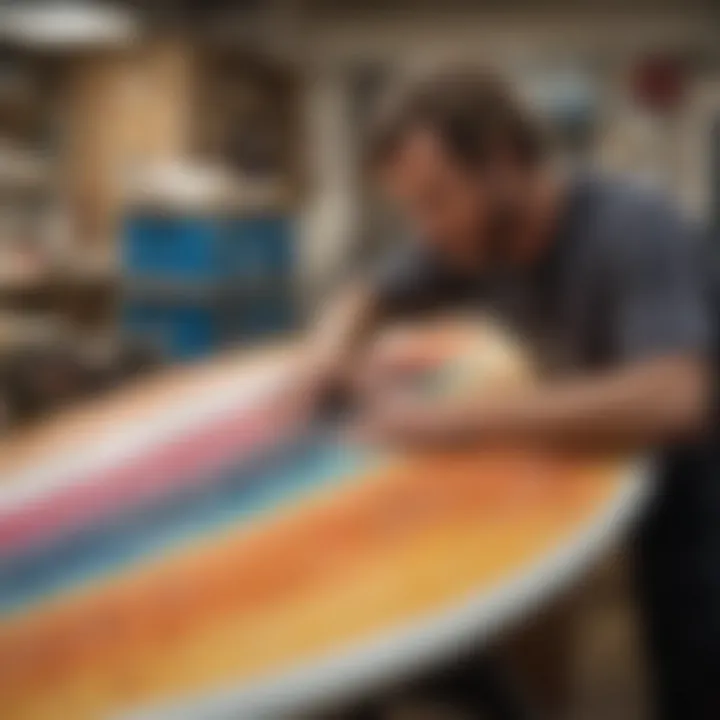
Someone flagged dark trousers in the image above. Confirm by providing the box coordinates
[339,651,532,720]
[634,443,720,720]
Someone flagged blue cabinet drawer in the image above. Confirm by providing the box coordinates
[123,214,294,283]
[123,216,227,279]
[227,217,293,280]
[122,302,233,360]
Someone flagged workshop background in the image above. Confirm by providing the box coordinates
[0,1,718,718]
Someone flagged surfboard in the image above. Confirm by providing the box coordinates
[0,322,648,719]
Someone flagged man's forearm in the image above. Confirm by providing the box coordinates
[303,281,380,395]
[461,356,710,450]
[313,282,377,357]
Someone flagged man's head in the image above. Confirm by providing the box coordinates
[369,66,548,267]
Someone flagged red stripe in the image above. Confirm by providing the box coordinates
[0,395,299,555]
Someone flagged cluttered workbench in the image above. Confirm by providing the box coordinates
[0,322,649,719]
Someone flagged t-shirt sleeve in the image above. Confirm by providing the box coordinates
[612,197,712,362]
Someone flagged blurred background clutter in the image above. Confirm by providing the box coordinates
[1,0,719,425]
[0,4,718,714]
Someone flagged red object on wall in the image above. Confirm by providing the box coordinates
[632,55,686,112]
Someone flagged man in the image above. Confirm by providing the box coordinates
[304,66,717,719]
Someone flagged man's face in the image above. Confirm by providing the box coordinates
[378,129,494,266]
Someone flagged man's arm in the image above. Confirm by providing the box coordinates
[472,355,710,448]
[364,355,710,452]
[300,280,379,397]
[418,353,706,445]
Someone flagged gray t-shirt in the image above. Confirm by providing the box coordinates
[375,174,712,376]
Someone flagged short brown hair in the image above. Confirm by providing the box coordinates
[368,65,546,170]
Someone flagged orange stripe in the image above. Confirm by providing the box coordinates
[0,452,621,719]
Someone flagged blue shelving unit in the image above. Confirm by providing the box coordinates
[121,210,295,360]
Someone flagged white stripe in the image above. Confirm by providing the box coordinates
[0,364,288,513]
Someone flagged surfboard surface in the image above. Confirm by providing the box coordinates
[0,325,645,719]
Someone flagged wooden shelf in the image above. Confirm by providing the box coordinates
[0,262,118,296]
[0,311,65,352]
[0,147,54,191]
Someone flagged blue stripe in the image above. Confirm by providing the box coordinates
[0,432,370,616]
